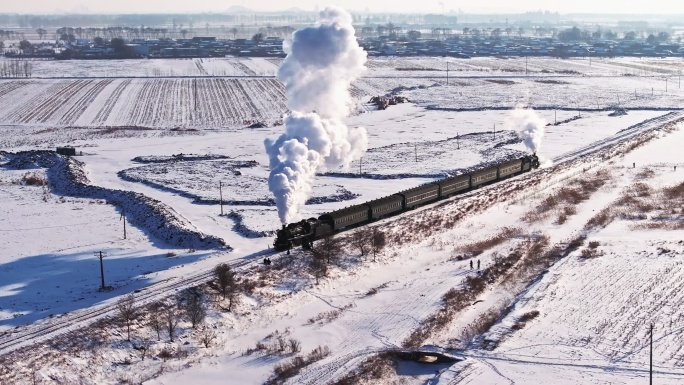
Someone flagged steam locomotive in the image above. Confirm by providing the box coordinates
[273,154,540,251]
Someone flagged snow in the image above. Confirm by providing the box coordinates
[0,56,683,385]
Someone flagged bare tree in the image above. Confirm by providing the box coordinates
[164,307,180,342]
[179,287,206,328]
[309,254,327,284]
[116,293,138,341]
[147,302,164,340]
[198,326,218,348]
[214,263,234,300]
[252,32,264,44]
[370,227,387,262]
[133,339,152,361]
[350,229,370,257]
[214,263,240,311]
[288,338,301,353]
[230,27,238,39]
[18,40,32,53]
[313,235,342,265]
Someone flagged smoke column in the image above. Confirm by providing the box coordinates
[265,6,368,224]
[508,106,547,154]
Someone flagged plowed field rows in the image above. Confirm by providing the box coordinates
[0,78,292,128]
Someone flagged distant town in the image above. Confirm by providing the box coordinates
[0,10,683,60]
[0,27,682,60]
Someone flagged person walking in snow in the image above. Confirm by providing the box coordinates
[470,260,473,269]
[477,259,481,270]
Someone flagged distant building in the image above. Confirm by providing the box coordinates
[56,147,76,156]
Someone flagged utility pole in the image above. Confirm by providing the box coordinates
[95,251,107,290]
[554,110,557,124]
[359,157,362,174]
[525,56,528,76]
[446,61,449,85]
[120,209,126,239]
[457,133,460,149]
[493,124,496,140]
[194,78,198,112]
[219,181,224,215]
[414,145,417,162]
[650,323,653,385]
[666,78,668,92]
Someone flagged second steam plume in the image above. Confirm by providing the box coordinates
[265,6,368,225]
[508,106,547,155]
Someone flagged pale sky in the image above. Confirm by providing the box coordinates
[2,0,684,15]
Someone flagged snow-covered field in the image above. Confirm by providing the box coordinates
[0,57,683,385]
[1,57,684,129]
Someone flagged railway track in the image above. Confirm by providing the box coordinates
[1,110,680,358]
[0,248,276,356]
[551,111,684,164]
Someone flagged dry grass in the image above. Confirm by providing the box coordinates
[266,345,331,385]
[19,171,47,186]
[330,352,396,385]
[511,310,541,331]
[589,181,684,231]
[308,303,355,325]
[525,169,610,224]
[460,307,505,349]
[585,208,613,230]
[454,227,521,258]
[404,236,556,348]
[365,282,389,297]
[635,168,656,179]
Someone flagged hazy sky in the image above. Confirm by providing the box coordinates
[3,0,684,15]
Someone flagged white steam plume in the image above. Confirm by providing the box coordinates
[508,106,547,154]
[265,6,368,224]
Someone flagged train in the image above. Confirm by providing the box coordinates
[273,154,540,251]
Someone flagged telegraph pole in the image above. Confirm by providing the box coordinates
[359,157,362,175]
[457,133,459,149]
[414,145,418,162]
[194,79,198,112]
[219,181,224,215]
[446,61,449,85]
[120,209,126,239]
[493,124,496,140]
[650,323,653,385]
[95,251,107,290]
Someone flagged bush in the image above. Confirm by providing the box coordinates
[266,345,330,385]
[519,310,540,322]
[21,172,47,186]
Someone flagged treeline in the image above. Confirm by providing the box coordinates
[0,59,33,78]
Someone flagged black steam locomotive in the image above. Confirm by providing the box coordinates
[273,154,540,251]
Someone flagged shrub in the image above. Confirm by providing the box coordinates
[158,348,173,362]
[21,172,47,186]
[288,338,301,353]
[519,310,540,322]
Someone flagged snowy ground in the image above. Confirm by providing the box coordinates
[1,57,684,130]
[0,57,683,384]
